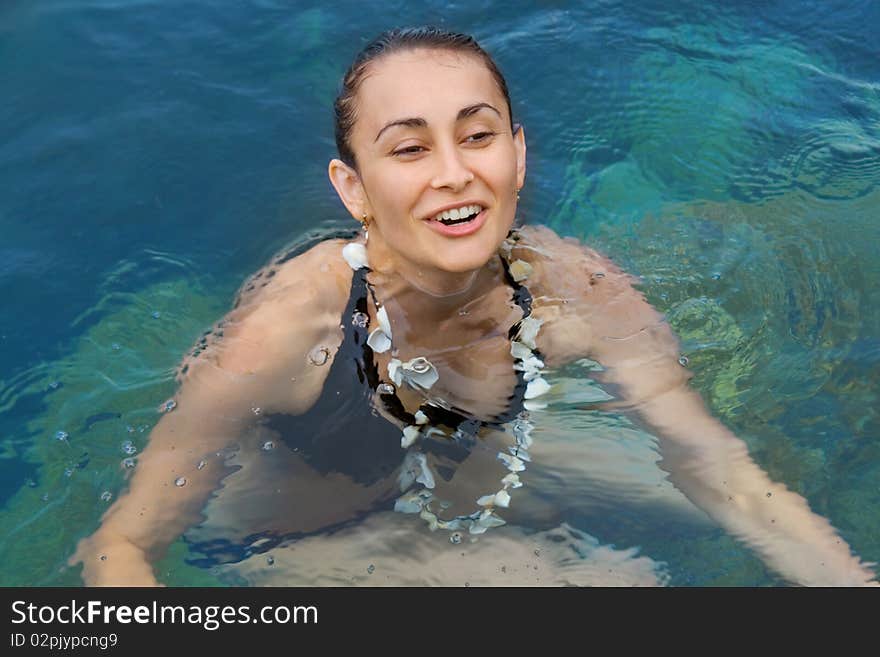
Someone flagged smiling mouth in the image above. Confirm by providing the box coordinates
[429,204,484,226]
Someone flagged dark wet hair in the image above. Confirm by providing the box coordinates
[334,26,515,171]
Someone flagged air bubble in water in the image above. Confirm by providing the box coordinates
[450,532,462,544]
[308,346,330,366]
[163,399,177,413]
[55,430,69,442]
[252,406,262,416]
[197,459,207,470]
[64,467,74,477]
[100,491,112,502]
[121,440,137,455]
[352,311,369,328]
[111,343,121,351]
[122,458,136,469]
[262,440,275,452]
[711,272,722,281]
[126,425,135,434]
[175,477,187,487]
[48,381,60,390]
[151,310,161,319]
[266,556,275,566]
[367,564,375,574]
[41,493,49,502]
[678,355,689,367]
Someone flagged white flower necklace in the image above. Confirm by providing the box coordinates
[341,233,552,539]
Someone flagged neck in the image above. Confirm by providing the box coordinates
[364,231,497,311]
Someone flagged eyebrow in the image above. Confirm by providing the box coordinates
[373,102,502,143]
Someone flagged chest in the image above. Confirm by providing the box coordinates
[370,300,524,421]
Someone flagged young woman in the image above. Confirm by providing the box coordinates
[71,27,877,586]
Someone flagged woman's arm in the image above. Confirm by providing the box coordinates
[70,240,353,586]
[517,225,877,586]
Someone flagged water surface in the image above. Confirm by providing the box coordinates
[1,0,878,585]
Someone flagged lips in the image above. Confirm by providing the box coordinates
[423,207,488,237]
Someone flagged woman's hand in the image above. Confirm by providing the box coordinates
[70,530,160,587]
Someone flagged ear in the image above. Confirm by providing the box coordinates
[328,159,370,221]
[513,124,527,190]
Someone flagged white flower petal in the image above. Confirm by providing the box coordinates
[394,493,424,514]
[516,317,544,350]
[437,518,464,531]
[414,410,429,425]
[408,368,439,390]
[398,469,415,492]
[523,399,548,411]
[510,340,532,360]
[477,509,506,528]
[512,417,533,439]
[524,377,551,399]
[401,425,420,448]
[494,490,511,508]
[515,431,533,450]
[398,451,421,491]
[341,243,368,270]
[514,354,545,374]
[509,259,533,282]
[501,473,523,489]
[376,305,392,340]
[419,508,439,531]
[498,452,525,472]
[387,358,403,386]
[424,427,446,438]
[399,357,439,390]
[414,454,435,489]
[476,494,496,507]
[367,328,391,353]
[508,446,531,462]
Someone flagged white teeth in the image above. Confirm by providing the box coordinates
[432,204,483,223]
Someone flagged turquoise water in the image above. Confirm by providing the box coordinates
[1,0,878,585]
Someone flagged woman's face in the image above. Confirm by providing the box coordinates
[330,48,526,276]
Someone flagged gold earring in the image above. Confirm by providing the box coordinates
[361,212,371,229]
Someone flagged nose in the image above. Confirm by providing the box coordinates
[430,143,474,192]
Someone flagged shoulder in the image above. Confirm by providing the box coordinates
[234,238,354,312]
[195,238,356,376]
[511,224,635,298]
[506,225,670,366]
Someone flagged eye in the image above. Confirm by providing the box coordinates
[392,145,425,157]
[465,131,496,143]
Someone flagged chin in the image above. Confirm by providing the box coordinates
[433,241,502,273]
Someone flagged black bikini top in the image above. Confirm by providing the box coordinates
[352,243,536,438]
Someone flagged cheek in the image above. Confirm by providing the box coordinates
[483,149,519,189]
[363,176,405,217]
